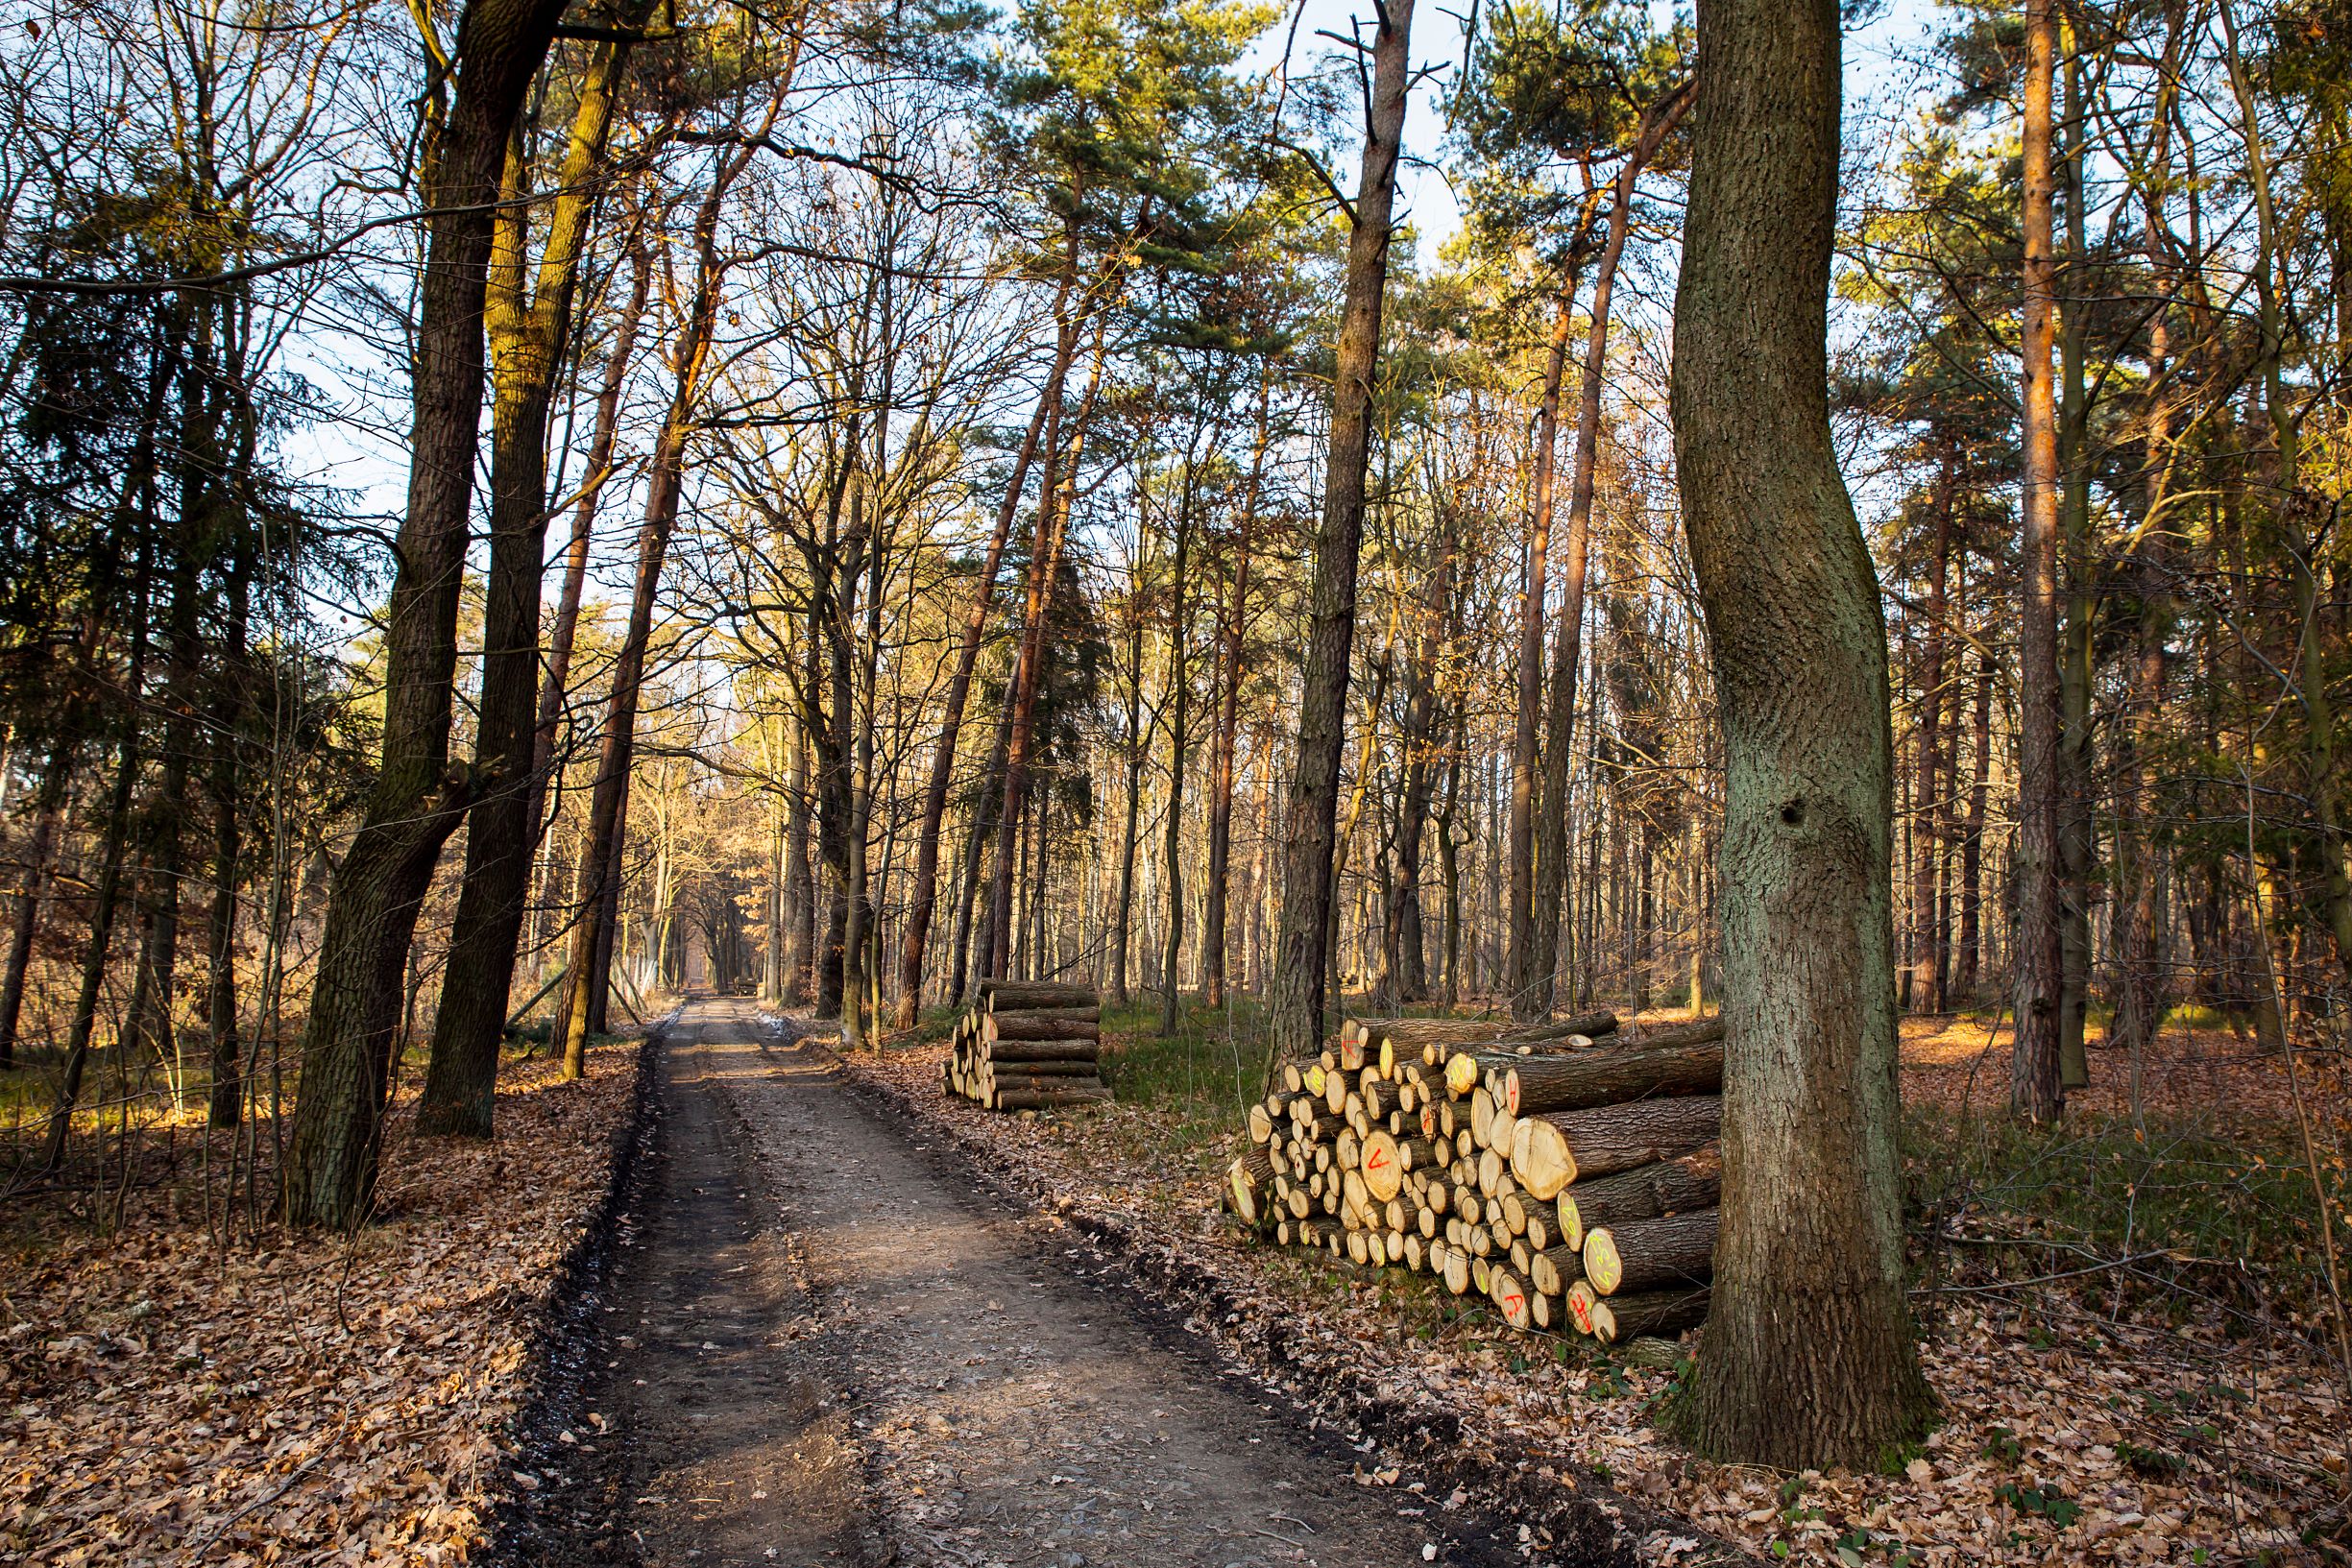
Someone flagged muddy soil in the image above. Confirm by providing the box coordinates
[500,997,1535,1568]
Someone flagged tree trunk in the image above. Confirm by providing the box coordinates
[421,36,640,1135]
[1392,503,1458,1005]
[1532,88,1690,1021]
[39,725,143,1174]
[1956,645,1991,998]
[1158,457,1199,1034]
[1109,594,1146,1007]
[785,712,814,1003]
[1663,0,1932,1466]
[986,302,1104,980]
[0,738,72,1069]
[555,147,749,1075]
[1910,449,1952,1012]
[281,0,573,1229]
[528,236,653,841]
[1203,377,1271,1008]
[1509,288,1575,1022]
[2010,0,2068,1122]
[1267,0,1414,1062]
[2055,46,2095,1094]
[894,277,1071,1026]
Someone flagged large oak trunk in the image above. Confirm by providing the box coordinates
[1663,0,1932,1463]
[280,0,573,1228]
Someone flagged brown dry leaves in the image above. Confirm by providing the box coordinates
[0,1043,638,1567]
[844,1040,2349,1568]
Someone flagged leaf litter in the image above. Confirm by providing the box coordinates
[841,1029,2350,1567]
[0,1042,640,1567]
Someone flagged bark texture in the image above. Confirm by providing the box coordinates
[281,0,572,1228]
[1663,0,1933,1466]
[1267,0,1414,1061]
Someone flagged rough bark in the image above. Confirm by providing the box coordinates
[1267,0,1414,1061]
[421,32,641,1136]
[1554,1143,1722,1252]
[1662,0,1933,1465]
[894,277,1071,1026]
[281,0,574,1229]
[554,148,749,1075]
[1513,1094,1721,1197]
[0,738,72,1068]
[1203,378,1270,1008]
[2011,0,2068,1122]
[1531,88,1690,1021]
[1502,1039,1723,1118]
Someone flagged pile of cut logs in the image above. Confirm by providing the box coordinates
[943,979,1112,1111]
[1226,1010,1722,1345]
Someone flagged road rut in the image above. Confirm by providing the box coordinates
[509,997,1497,1568]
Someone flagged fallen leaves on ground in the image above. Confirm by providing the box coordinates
[840,1032,2349,1567]
[0,1042,639,1567]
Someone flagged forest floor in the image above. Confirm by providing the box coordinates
[0,1034,648,1567]
[832,997,2351,1568]
[496,996,1685,1568]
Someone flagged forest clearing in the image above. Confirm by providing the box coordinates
[2,0,2351,1560]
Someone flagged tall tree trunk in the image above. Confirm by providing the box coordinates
[838,484,878,1047]
[554,147,748,1075]
[39,725,143,1174]
[1910,449,1953,1011]
[951,702,1010,1003]
[281,0,573,1228]
[0,738,73,1069]
[422,37,643,1135]
[986,313,1105,980]
[528,236,653,844]
[1157,460,1198,1035]
[1109,588,1146,1007]
[1203,378,1270,1008]
[202,359,260,1127]
[2010,0,2068,1122]
[1957,644,1991,998]
[1531,91,1690,1020]
[2055,44,2095,1092]
[1267,0,1413,1063]
[1665,0,1932,1466]
[2113,57,2186,1061]
[1508,289,1576,1021]
[784,713,813,1002]
[893,275,1071,1025]
[1392,502,1459,1004]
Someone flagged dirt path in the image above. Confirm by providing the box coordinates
[507,997,1514,1568]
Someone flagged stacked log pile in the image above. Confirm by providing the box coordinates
[1226,1010,1722,1345]
[943,979,1112,1111]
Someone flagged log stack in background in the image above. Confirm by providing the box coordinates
[1224,1010,1721,1346]
[943,979,1113,1111]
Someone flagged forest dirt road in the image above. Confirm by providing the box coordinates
[510,996,1513,1568]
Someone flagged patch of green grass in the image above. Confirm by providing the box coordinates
[1091,996,1273,1160]
[1903,1106,2340,1326]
